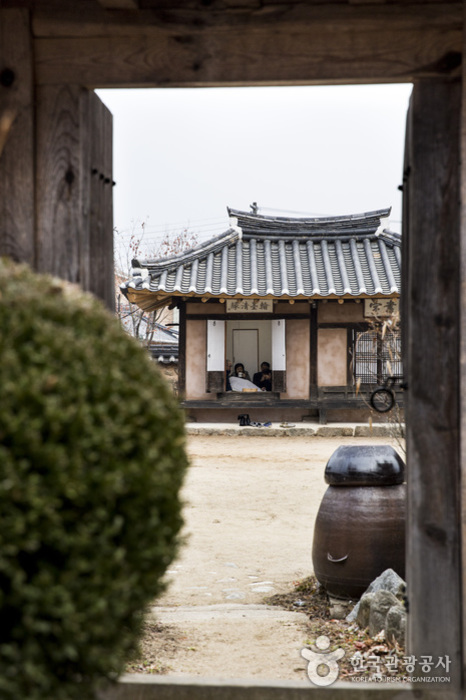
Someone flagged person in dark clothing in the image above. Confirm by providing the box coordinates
[253,361,272,391]
[226,358,232,391]
[233,362,251,381]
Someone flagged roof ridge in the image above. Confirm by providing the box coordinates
[228,206,391,226]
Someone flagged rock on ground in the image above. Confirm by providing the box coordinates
[346,568,406,623]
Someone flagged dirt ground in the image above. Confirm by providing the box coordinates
[126,433,404,682]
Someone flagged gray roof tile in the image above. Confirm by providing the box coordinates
[122,208,400,301]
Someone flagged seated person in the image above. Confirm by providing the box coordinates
[233,362,251,382]
[225,359,232,391]
[229,375,259,392]
[253,361,272,391]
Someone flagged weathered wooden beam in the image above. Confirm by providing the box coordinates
[405,80,462,688]
[0,9,35,265]
[32,2,462,37]
[96,0,138,9]
[33,4,462,87]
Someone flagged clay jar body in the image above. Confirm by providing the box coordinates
[312,445,406,599]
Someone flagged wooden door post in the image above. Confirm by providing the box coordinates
[87,91,114,310]
[35,85,114,308]
[461,26,466,688]
[0,9,35,266]
[405,79,462,689]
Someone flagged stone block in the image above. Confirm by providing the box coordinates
[315,426,354,437]
[385,604,407,645]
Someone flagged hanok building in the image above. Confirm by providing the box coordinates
[122,207,401,423]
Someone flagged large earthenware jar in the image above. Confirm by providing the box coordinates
[312,445,406,599]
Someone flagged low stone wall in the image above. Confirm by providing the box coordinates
[185,424,404,438]
[157,364,178,394]
[100,675,416,700]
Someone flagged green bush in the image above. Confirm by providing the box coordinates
[0,259,188,699]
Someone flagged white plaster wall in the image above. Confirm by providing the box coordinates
[185,319,214,400]
[282,319,310,399]
[317,328,348,386]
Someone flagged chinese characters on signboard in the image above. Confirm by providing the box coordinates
[226,299,273,313]
[364,299,399,318]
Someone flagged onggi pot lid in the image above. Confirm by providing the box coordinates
[324,445,405,486]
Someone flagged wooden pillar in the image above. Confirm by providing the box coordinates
[346,328,353,385]
[461,16,466,686]
[400,94,411,379]
[310,303,318,398]
[35,84,114,309]
[87,91,114,311]
[405,79,462,689]
[0,9,35,265]
[178,301,186,397]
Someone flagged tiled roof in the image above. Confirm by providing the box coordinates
[120,313,179,343]
[150,324,179,344]
[122,208,400,303]
[148,344,179,364]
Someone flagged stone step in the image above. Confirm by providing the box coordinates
[149,604,308,624]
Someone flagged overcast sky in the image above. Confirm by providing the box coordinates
[97,84,412,256]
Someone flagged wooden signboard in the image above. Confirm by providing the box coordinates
[226,299,273,313]
[364,298,399,317]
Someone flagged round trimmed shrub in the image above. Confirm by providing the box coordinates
[0,259,188,699]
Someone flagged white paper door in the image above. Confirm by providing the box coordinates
[272,319,286,370]
[207,320,225,371]
[271,319,286,391]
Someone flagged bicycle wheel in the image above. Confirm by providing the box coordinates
[370,388,395,413]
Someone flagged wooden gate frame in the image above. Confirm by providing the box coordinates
[1,3,465,696]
